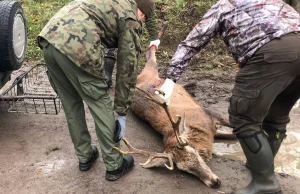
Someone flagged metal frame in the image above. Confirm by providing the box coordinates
[0,64,61,114]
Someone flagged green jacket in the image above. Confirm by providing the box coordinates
[38,0,142,116]
[145,10,159,40]
[104,5,159,59]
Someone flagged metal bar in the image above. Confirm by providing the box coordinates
[33,99,38,114]
[1,64,61,115]
[53,99,58,115]
[43,99,47,114]
[0,96,57,100]
[14,100,19,113]
[23,98,28,113]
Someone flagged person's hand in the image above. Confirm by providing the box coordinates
[155,78,175,105]
[114,115,126,142]
[149,39,160,50]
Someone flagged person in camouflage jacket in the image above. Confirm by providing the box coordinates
[104,0,159,88]
[162,0,300,193]
[37,0,154,181]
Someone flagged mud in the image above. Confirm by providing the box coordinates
[1,68,300,194]
[190,76,300,179]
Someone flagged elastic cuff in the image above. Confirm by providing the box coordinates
[236,130,263,139]
[148,45,158,50]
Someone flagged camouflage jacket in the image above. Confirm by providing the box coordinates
[145,10,159,41]
[104,7,159,59]
[167,0,300,82]
[38,0,142,116]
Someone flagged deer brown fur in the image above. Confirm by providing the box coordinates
[117,23,234,189]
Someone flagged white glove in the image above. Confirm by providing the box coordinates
[149,39,160,50]
[155,78,175,105]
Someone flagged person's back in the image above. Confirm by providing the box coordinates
[220,0,300,64]
[177,0,300,68]
[38,0,139,78]
[38,0,154,181]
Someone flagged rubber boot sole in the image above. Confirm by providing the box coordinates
[105,164,134,181]
[79,147,99,171]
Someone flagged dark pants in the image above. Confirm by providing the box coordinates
[229,33,300,135]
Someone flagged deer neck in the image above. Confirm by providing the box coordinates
[136,49,159,87]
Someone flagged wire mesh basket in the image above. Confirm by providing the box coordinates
[0,64,62,114]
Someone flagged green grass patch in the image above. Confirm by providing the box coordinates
[21,0,72,61]
[20,0,234,76]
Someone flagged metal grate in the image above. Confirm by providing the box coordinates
[0,64,62,114]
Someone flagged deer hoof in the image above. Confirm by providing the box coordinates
[210,178,221,189]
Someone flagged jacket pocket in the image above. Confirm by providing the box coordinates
[78,75,108,100]
[264,51,297,63]
[229,87,260,116]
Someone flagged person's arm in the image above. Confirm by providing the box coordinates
[114,18,141,116]
[145,10,160,49]
[145,11,159,41]
[166,4,222,82]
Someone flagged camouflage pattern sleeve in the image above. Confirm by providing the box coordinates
[166,3,221,82]
[114,19,142,116]
[145,11,159,41]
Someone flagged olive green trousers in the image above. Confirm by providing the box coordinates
[41,40,122,171]
[229,33,300,135]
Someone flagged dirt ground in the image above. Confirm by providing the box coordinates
[1,67,300,194]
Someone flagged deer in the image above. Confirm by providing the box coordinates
[114,22,235,189]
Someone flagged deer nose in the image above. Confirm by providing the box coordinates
[211,178,221,189]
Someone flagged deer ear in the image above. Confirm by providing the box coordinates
[141,158,169,169]
[179,112,188,134]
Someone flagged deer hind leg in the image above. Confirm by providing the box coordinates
[203,108,237,140]
[204,108,232,128]
[214,129,237,140]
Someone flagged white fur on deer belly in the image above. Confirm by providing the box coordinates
[292,100,300,110]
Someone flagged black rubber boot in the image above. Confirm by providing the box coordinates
[105,155,134,181]
[246,130,286,169]
[233,132,282,194]
[79,146,99,171]
[265,130,286,157]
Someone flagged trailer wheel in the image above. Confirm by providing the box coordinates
[0,1,27,71]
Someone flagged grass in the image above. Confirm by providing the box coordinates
[19,0,234,78]
[21,0,158,62]
[21,0,72,61]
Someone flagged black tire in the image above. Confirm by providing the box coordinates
[0,1,27,71]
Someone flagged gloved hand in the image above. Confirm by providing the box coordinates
[149,39,160,50]
[155,78,175,105]
[114,115,126,143]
